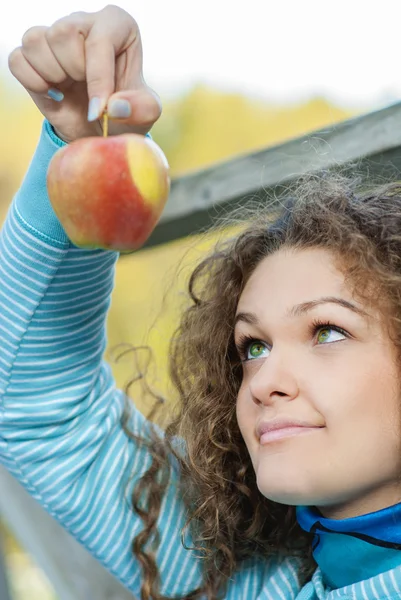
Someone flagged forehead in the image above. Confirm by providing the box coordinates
[237,248,349,313]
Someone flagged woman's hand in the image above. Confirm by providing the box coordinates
[8,5,162,142]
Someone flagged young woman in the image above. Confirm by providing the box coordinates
[1,5,401,600]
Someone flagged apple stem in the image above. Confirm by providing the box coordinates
[103,112,109,138]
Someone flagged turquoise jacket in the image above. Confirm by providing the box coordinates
[0,121,401,599]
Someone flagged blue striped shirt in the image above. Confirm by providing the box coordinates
[1,120,401,599]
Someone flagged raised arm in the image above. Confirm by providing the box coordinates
[0,7,203,597]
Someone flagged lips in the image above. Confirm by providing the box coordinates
[259,426,321,444]
[256,418,323,444]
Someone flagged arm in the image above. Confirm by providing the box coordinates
[0,121,203,597]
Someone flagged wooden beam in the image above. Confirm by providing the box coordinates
[142,100,401,248]
[0,466,136,600]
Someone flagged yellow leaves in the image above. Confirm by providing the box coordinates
[151,85,353,176]
[0,82,43,194]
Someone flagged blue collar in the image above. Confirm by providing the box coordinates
[296,503,401,588]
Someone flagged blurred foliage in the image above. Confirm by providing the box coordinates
[0,76,355,599]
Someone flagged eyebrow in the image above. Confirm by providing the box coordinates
[234,296,368,328]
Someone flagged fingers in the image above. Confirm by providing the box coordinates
[44,13,89,82]
[108,87,162,129]
[84,6,141,120]
[9,5,151,128]
[9,19,88,97]
[21,26,68,86]
[8,46,49,95]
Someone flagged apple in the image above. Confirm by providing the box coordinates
[47,133,170,252]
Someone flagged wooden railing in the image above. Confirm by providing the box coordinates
[2,100,401,599]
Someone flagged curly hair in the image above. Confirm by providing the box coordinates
[119,171,401,600]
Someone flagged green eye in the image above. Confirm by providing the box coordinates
[317,327,331,343]
[316,326,346,344]
[236,336,269,362]
[248,342,265,358]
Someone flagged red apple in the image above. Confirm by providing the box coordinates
[47,133,170,252]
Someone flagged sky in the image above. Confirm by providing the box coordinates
[1,0,401,110]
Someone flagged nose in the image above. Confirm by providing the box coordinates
[249,348,299,406]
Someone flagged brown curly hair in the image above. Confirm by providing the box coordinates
[118,171,401,600]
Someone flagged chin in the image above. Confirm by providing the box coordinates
[258,488,304,506]
[256,472,322,506]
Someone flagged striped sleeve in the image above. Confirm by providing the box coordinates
[0,121,204,598]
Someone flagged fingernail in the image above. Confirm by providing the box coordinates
[47,88,64,102]
[108,99,131,119]
[87,97,102,122]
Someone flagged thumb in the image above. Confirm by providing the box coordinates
[107,87,162,134]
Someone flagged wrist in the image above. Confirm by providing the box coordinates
[46,122,68,147]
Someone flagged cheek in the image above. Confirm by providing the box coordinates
[357,366,401,439]
[321,353,401,453]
